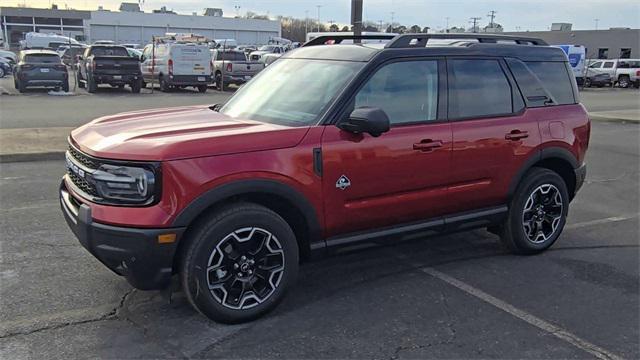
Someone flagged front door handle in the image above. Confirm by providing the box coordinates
[505,130,529,141]
[413,139,443,152]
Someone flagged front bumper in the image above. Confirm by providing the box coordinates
[60,180,185,290]
[574,163,587,196]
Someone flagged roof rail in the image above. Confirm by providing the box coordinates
[302,34,396,47]
[384,33,548,48]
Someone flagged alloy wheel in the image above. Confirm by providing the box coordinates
[521,184,563,244]
[206,227,285,310]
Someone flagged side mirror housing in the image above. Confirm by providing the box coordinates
[139,54,145,62]
[339,107,390,137]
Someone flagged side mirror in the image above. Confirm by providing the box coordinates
[338,107,390,137]
[139,55,145,62]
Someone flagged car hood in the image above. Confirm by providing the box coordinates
[70,105,310,161]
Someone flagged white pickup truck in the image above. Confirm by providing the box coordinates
[210,49,263,90]
[587,59,640,88]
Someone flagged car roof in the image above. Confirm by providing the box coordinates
[286,34,568,62]
[21,49,59,56]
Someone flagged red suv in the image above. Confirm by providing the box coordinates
[60,34,590,323]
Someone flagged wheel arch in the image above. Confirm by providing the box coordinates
[172,179,323,269]
[508,147,579,201]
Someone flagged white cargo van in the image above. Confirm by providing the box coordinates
[554,45,586,82]
[140,42,213,93]
[20,32,81,50]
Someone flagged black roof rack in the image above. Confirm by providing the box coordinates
[302,34,396,47]
[385,33,548,48]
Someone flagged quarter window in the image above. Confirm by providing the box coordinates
[448,59,513,119]
[355,60,439,125]
[525,62,576,105]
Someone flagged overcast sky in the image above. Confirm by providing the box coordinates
[5,0,640,31]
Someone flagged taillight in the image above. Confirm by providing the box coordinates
[226,62,232,72]
[210,60,214,76]
[636,70,640,76]
[168,59,173,75]
[21,64,33,70]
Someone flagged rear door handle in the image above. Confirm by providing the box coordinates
[413,139,443,152]
[505,130,529,141]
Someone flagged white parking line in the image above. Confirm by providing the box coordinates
[565,215,637,230]
[417,266,623,360]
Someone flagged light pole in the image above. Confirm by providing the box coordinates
[305,10,309,37]
[594,18,599,30]
[445,16,449,32]
[316,5,322,32]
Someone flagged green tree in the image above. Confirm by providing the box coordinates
[409,25,421,33]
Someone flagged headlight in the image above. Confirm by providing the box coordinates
[92,164,156,204]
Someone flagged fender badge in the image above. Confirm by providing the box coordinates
[336,175,351,190]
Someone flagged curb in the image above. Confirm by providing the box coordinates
[0,151,65,163]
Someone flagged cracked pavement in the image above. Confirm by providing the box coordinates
[1,93,639,359]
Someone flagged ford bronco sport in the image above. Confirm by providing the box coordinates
[60,34,590,323]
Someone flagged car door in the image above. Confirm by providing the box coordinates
[601,60,616,77]
[446,58,540,213]
[321,58,452,237]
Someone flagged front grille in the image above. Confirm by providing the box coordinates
[68,172,98,197]
[68,145,99,169]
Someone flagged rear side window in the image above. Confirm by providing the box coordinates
[525,62,576,105]
[506,58,552,108]
[448,59,513,119]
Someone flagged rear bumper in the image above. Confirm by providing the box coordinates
[166,74,214,86]
[574,163,587,195]
[60,180,185,290]
[223,74,252,85]
[92,73,140,84]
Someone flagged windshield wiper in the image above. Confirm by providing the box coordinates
[209,104,222,112]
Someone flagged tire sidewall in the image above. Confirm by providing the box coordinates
[184,205,299,323]
[509,169,569,252]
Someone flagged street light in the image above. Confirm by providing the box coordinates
[316,5,322,32]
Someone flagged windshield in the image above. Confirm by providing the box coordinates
[258,45,276,51]
[220,59,363,126]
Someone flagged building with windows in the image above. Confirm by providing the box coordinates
[1,5,280,49]
[504,27,639,60]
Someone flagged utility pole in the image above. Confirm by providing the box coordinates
[305,10,309,37]
[469,17,482,33]
[316,5,322,32]
[487,10,496,27]
[445,16,450,32]
[594,18,599,30]
[351,0,363,40]
[391,11,395,27]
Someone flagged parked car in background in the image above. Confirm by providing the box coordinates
[140,41,213,92]
[260,53,281,67]
[92,40,115,45]
[0,57,12,78]
[126,47,143,59]
[248,44,287,61]
[77,45,142,93]
[19,32,81,50]
[237,45,257,56]
[59,45,88,66]
[210,49,263,90]
[587,59,640,88]
[0,49,18,66]
[122,43,142,49]
[582,71,612,87]
[13,50,68,92]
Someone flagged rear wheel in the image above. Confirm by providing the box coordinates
[130,80,141,93]
[62,80,69,92]
[500,168,569,254]
[583,77,591,88]
[181,203,298,323]
[197,85,207,93]
[77,72,85,88]
[87,75,97,93]
[618,75,631,88]
[159,76,170,92]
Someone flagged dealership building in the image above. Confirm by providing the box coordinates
[504,25,639,60]
[1,4,281,49]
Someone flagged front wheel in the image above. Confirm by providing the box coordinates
[181,203,299,324]
[87,75,97,93]
[62,80,69,92]
[500,168,569,254]
[583,77,591,88]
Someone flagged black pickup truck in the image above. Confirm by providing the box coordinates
[77,45,142,93]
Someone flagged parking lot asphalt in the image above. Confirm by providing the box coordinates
[0,118,638,359]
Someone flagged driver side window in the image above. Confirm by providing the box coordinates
[354,60,439,125]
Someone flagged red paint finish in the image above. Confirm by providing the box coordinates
[320,123,452,236]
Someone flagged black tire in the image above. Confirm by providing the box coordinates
[140,80,147,88]
[583,78,591,88]
[215,72,223,91]
[159,76,170,92]
[618,75,630,89]
[17,80,26,93]
[62,80,69,92]
[87,75,97,93]
[0,67,5,78]
[500,167,569,255]
[181,203,299,324]
[77,72,85,88]
[197,85,207,93]
[130,80,141,93]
